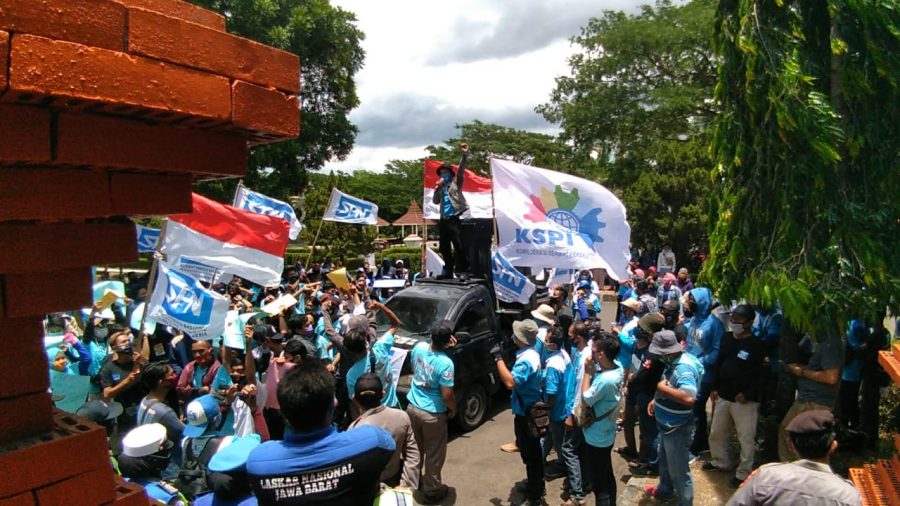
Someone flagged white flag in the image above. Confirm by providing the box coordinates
[323,188,379,225]
[233,185,302,240]
[491,158,631,280]
[147,262,229,340]
[491,247,536,304]
[425,248,445,276]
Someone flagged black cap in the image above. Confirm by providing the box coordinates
[354,372,384,400]
[786,410,835,434]
[431,320,453,346]
[731,304,755,321]
[436,162,454,176]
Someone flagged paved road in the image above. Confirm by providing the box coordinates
[431,292,630,505]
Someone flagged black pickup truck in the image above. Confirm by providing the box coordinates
[375,277,542,431]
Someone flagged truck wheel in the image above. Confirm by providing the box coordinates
[455,383,488,432]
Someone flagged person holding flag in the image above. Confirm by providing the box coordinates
[432,143,470,279]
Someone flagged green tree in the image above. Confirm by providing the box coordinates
[426,120,575,176]
[537,0,717,262]
[302,171,377,262]
[705,1,899,334]
[189,0,365,202]
[342,160,424,222]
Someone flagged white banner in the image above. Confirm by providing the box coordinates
[491,247,536,304]
[234,185,302,240]
[425,248,445,276]
[491,158,631,280]
[147,262,229,340]
[323,188,379,225]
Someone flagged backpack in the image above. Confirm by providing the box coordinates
[172,436,221,501]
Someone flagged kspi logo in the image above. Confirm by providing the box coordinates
[518,185,607,247]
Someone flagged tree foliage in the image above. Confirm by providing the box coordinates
[188,0,365,202]
[537,0,718,262]
[705,0,899,334]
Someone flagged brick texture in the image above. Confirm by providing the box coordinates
[0,493,34,506]
[0,220,137,274]
[232,80,300,140]
[7,34,231,122]
[110,172,193,216]
[0,0,127,51]
[116,0,225,31]
[128,8,299,93]
[35,467,116,506]
[105,478,150,506]
[0,167,110,221]
[0,31,8,93]
[56,113,247,177]
[0,319,48,398]
[1,268,92,319]
[0,106,51,164]
[0,393,54,446]
[0,412,110,498]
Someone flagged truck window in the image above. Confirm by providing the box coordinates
[456,302,492,336]
[378,295,452,337]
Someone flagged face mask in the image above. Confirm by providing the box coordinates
[660,354,677,365]
[683,303,696,317]
[95,327,109,340]
[163,377,178,388]
[441,174,452,182]
[116,346,133,356]
[305,325,315,337]
[549,296,560,305]
[730,322,749,334]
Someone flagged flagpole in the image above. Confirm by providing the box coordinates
[305,219,324,269]
[137,219,167,351]
[232,179,244,206]
[488,155,500,310]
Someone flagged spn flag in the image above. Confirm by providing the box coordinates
[135,224,161,253]
[492,247,536,304]
[423,160,493,219]
[147,262,229,340]
[161,193,290,287]
[233,184,302,240]
[492,158,631,281]
[323,188,379,225]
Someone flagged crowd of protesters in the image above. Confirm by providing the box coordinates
[42,251,890,505]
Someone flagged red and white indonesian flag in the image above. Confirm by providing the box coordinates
[492,158,631,280]
[423,160,493,219]
[162,193,290,287]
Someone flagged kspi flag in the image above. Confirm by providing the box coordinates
[135,224,161,253]
[492,158,631,280]
[423,160,493,219]
[233,185,302,240]
[323,188,379,225]
[147,262,228,340]
[161,193,290,287]
[492,247,536,304]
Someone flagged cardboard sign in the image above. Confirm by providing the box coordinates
[326,267,350,290]
[261,293,298,316]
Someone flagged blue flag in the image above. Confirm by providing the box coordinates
[147,262,228,340]
[492,248,536,304]
[323,188,379,225]
[135,224,161,253]
[234,185,302,240]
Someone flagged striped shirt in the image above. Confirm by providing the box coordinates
[654,353,703,427]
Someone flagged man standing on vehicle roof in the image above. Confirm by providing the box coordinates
[433,143,470,279]
[406,320,457,504]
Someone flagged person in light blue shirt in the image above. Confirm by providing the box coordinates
[406,320,457,503]
[646,330,704,506]
[581,332,624,506]
[494,319,544,504]
[344,301,401,410]
[540,327,583,504]
[614,298,641,368]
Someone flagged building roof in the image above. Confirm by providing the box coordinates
[375,216,390,226]
[392,200,436,226]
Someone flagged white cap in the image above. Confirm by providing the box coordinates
[122,423,167,458]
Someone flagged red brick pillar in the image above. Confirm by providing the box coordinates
[0,0,299,504]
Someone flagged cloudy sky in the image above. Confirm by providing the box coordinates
[324,0,646,173]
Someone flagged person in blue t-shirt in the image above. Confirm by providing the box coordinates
[406,320,457,504]
[582,333,624,506]
[494,319,544,505]
[431,143,469,279]
[247,360,395,505]
[541,326,583,503]
[645,330,704,506]
[345,301,401,412]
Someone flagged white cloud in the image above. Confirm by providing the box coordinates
[325,0,646,173]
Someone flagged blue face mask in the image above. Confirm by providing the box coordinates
[441,173,452,182]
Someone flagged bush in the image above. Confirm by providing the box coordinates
[377,246,424,273]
